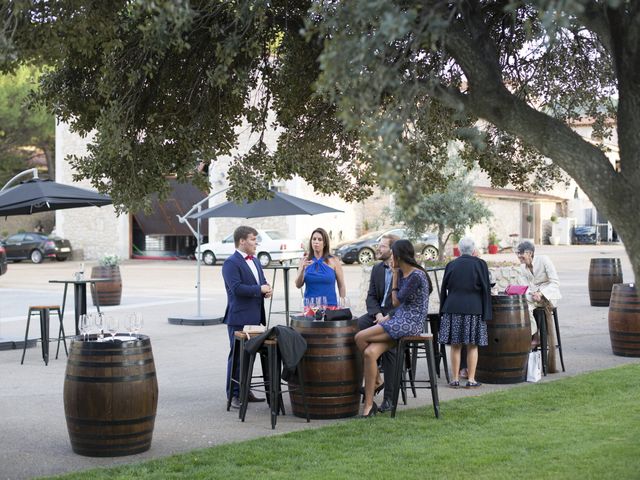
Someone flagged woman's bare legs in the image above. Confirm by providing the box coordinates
[355,325,394,415]
[466,344,479,383]
[450,344,462,382]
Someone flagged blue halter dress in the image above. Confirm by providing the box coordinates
[303,257,338,306]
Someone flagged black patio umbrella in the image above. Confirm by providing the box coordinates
[189,190,342,220]
[0,178,112,216]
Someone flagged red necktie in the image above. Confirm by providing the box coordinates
[245,255,254,260]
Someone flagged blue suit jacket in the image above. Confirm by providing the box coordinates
[222,251,268,326]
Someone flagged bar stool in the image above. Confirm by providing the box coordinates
[533,307,566,375]
[21,305,68,365]
[402,315,450,401]
[390,334,440,418]
[227,331,310,429]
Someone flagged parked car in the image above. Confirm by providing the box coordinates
[200,229,305,267]
[572,225,598,244]
[333,228,439,264]
[0,232,72,264]
[0,244,7,275]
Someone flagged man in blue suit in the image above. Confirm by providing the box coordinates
[222,226,273,409]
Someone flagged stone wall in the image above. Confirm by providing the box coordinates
[55,122,128,261]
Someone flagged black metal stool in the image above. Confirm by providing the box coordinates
[21,305,68,365]
[228,331,309,429]
[533,307,566,375]
[402,315,450,402]
[390,334,440,418]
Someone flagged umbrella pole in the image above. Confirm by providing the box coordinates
[168,187,228,326]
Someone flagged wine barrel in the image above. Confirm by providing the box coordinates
[476,295,531,384]
[91,266,122,306]
[588,258,623,307]
[289,318,362,419]
[608,283,640,357]
[63,335,159,457]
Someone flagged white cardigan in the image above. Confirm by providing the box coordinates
[520,254,562,306]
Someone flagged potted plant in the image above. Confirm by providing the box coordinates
[91,255,123,306]
[487,231,499,254]
[549,215,560,245]
[451,232,462,257]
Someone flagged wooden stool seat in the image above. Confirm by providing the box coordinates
[21,305,68,365]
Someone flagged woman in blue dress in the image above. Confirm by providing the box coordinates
[354,239,432,417]
[295,227,345,311]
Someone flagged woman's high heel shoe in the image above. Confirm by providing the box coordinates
[362,401,378,418]
[374,382,385,395]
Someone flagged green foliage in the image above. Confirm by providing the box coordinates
[3,1,640,282]
[488,230,499,245]
[0,65,54,186]
[51,364,640,480]
[393,159,491,261]
[98,255,120,267]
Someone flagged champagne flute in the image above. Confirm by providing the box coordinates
[79,314,89,341]
[339,297,351,309]
[132,313,143,338]
[95,312,104,341]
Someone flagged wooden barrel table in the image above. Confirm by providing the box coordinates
[289,317,362,419]
[63,334,159,456]
[91,266,123,306]
[588,258,623,307]
[476,295,531,384]
[608,283,640,357]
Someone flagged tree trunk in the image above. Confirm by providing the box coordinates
[437,224,447,262]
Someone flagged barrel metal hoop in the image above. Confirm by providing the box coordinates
[302,354,357,362]
[67,358,154,368]
[65,372,157,383]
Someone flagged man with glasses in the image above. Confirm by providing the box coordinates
[356,234,399,413]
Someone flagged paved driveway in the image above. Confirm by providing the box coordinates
[0,245,638,479]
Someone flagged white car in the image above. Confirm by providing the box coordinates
[199,229,305,267]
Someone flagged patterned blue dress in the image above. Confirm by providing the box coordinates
[304,256,338,306]
[381,270,430,340]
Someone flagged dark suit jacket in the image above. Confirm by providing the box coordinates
[222,251,268,326]
[440,254,492,320]
[365,261,396,318]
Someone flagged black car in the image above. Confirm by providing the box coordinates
[572,226,598,245]
[1,232,72,264]
[333,228,439,264]
[0,244,7,275]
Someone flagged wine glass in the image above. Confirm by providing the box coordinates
[124,315,135,339]
[106,316,119,341]
[307,297,318,319]
[318,296,328,320]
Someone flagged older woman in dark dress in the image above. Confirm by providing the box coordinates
[439,237,492,388]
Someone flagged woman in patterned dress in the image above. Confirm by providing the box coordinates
[438,237,491,388]
[354,239,432,417]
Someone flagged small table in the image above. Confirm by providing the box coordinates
[264,264,296,327]
[49,279,110,335]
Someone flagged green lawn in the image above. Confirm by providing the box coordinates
[51,363,640,480]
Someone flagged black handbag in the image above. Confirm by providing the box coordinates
[323,308,353,321]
